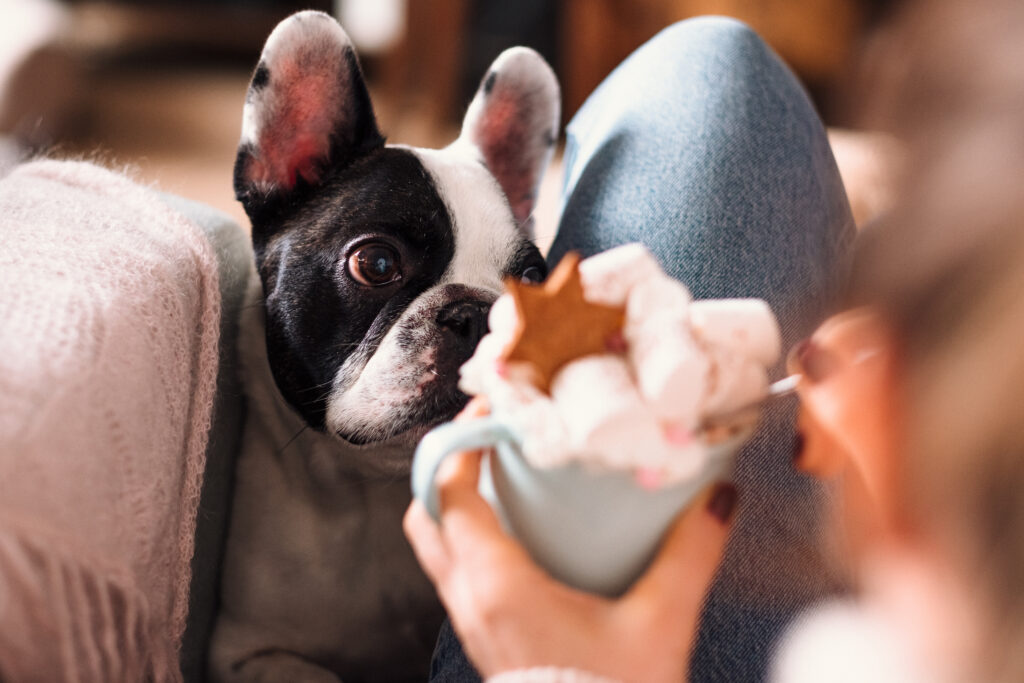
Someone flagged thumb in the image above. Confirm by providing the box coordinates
[624,483,737,626]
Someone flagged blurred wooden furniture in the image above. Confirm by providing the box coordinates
[562,0,864,120]
[372,0,469,145]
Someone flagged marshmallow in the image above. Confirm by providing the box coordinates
[647,439,708,483]
[578,243,665,307]
[550,355,658,463]
[625,274,692,332]
[488,293,519,337]
[690,299,781,367]
[454,242,781,487]
[627,318,709,426]
[700,351,770,419]
[458,332,507,395]
[515,394,572,468]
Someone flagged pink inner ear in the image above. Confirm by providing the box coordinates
[250,58,346,191]
[476,92,539,224]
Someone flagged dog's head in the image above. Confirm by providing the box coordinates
[235,11,559,446]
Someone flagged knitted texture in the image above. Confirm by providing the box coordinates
[0,160,221,681]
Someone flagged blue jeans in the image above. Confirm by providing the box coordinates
[431,17,853,682]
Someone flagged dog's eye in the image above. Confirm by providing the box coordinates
[348,243,402,286]
[521,266,544,284]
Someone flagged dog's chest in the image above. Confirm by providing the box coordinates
[217,286,445,678]
[232,424,440,631]
[223,417,444,678]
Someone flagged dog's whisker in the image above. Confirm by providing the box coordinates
[309,388,335,404]
[302,377,338,391]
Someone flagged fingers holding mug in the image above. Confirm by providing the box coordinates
[457,395,490,421]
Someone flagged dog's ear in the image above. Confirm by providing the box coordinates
[234,11,382,222]
[457,48,560,238]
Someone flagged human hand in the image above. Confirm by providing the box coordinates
[404,399,736,682]
[790,308,903,554]
[790,309,898,481]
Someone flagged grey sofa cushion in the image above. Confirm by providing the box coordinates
[158,193,251,683]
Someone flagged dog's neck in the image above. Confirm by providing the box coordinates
[238,271,417,487]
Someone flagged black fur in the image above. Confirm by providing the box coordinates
[251,62,269,90]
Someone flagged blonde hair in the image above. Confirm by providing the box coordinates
[848,0,1024,678]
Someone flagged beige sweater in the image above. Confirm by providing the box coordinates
[0,160,221,682]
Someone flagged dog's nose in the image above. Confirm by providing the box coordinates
[436,300,491,345]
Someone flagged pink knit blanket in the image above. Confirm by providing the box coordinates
[0,160,221,682]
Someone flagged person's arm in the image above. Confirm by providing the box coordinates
[403,406,736,682]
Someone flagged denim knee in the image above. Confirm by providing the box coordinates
[654,15,762,46]
[641,15,775,77]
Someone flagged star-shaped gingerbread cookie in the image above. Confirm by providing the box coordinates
[502,252,626,393]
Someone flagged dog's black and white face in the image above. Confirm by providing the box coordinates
[234,11,558,446]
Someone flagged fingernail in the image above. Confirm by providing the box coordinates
[794,339,838,384]
[707,483,738,524]
[792,431,805,464]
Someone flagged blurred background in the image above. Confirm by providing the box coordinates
[0,0,900,243]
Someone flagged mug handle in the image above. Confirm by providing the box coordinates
[412,416,517,521]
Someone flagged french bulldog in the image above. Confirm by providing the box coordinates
[208,10,559,683]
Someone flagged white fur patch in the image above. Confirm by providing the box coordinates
[413,145,523,293]
[324,308,436,439]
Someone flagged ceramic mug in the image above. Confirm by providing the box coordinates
[412,415,748,597]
